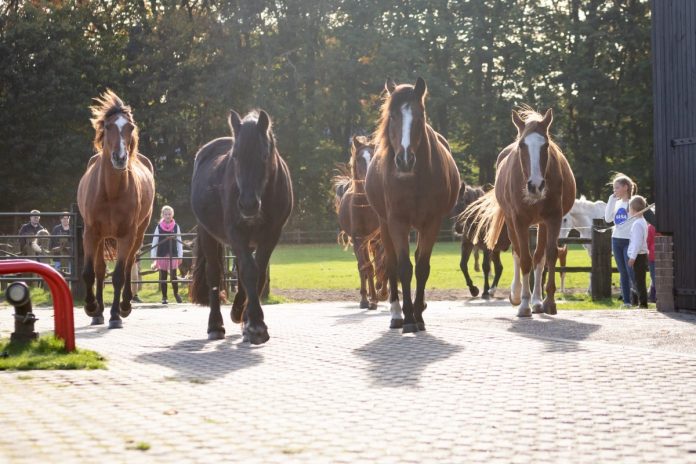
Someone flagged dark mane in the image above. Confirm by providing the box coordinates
[90,89,138,155]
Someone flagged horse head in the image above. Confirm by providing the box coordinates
[350,135,374,182]
[91,89,138,171]
[512,108,554,202]
[382,76,428,176]
[228,109,276,221]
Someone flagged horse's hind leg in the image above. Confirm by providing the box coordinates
[364,242,379,309]
[460,238,479,297]
[481,248,492,299]
[473,245,481,272]
[489,249,503,297]
[353,237,370,309]
[531,224,547,314]
[542,218,562,315]
[413,222,440,331]
[198,229,225,339]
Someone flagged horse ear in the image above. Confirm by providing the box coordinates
[228,110,242,137]
[257,110,271,135]
[385,78,396,95]
[512,110,525,134]
[352,135,367,149]
[540,108,553,131]
[414,77,427,100]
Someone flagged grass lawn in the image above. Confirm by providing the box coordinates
[0,335,105,370]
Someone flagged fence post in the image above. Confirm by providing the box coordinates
[591,218,612,300]
[71,203,86,301]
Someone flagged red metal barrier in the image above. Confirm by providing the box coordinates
[0,259,75,351]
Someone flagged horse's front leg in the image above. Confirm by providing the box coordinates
[388,220,416,333]
[460,238,479,297]
[352,236,370,309]
[234,245,268,345]
[379,221,402,329]
[107,237,131,329]
[82,227,99,318]
[543,218,562,315]
[531,225,547,313]
[413,222,440,331]
[490,249,503,297]
[481,247,492,299]
[364,240,379,309]
[512,223,533,317]
[92,241,106,325]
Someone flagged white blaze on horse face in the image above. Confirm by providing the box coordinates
[361,149,372,166]
[524,132,546,190]
[115,116,128,162]
[400,104,413,160]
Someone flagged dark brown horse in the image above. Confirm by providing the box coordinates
[333,136,387,309]
[467,109,575,316]
[77,90,155,328]
[365,77,460,332]
[455,183,510,299]
[190,110,292,344]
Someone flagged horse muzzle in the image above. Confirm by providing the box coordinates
[394,151,416,174]
[238,197,262,220]
[526,180,546,197]
[111,151,128,170]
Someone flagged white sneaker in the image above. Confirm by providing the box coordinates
[619,303,634,309]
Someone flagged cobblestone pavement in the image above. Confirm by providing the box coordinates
[2,301,696,463]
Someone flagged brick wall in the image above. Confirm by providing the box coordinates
[654,235,674,311]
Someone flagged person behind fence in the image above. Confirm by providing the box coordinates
[49,212,72,273]
[627,195,649,308]
[150,205,183,304]
[604,173,637,308]
[18,209,46,254]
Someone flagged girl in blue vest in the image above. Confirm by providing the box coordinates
[604,173,637,307]
[150,205,183,304]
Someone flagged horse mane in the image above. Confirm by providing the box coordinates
[374,84,418,160]
[90,89,139,157]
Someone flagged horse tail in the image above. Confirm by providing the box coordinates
[189,235,223,306]
[337,230,352,250]
[360,229,388,300]
[332,163,352,212]
[459,189,504,250]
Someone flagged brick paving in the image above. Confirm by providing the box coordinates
[2,301,696,463]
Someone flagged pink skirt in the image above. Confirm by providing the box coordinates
[154,257,181,271]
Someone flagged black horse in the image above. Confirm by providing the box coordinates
[190,110,293,344]
[454,183,510,299]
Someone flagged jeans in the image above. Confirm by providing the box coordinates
[631,254,648,308]
[612,237,631,304]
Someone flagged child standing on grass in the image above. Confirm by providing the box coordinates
[627,195,649,309]
[150,205,184,304]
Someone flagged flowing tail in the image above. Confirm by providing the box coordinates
[337,230,352,249]
[189,234,224,305]
[361,229,389,301]
[332,163,352,212]
[459,189,505,250]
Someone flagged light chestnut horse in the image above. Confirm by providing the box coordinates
[365,77,460,332]
[467,109,575,316]
[333,135,387,309]
[77,90,155,328]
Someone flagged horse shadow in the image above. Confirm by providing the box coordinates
[331,307,389,326]
[135,335,262,382]
[498,314,601,353]
[354,330,462,388]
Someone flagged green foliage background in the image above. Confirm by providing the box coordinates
[0,1,652,232]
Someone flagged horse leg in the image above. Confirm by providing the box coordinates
[108,237,132,329]
[196,229,225,339]
[231,266,247,325]
[481,247,492,299]
[459,238,479,297]
[364,240,379,309]
[512,223,533,317]
[506,222,522,306]
[531,224,547,314]
[92,241,106,325]
[489,249,503,297]
[353,237,370,309]
[543,218,562,315]
[473,245,481,272]
[235,245,269,345]
[82,228,99,318]
[120,221,147,317]
[388,220,416,333]
[413,223,439,331]
[558,245,567,294]
[380,221,402,329]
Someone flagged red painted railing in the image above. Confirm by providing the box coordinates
[0,259,75,351]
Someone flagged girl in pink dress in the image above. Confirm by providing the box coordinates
[150,206,183,304]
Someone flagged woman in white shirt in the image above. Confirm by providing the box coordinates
[604,173,637,306]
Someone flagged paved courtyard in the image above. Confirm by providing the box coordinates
[2,300,696,463]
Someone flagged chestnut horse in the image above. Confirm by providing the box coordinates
[365,77,460,332]
[190,110,292,344]
[333,136,387,309]
[467,109,575,316]
[77,90,155,328]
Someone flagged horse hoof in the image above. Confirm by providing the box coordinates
[108,319,123,329]
[244,325,270,345]
[416,322,426,331]
[532,303,544,314]
[360,300,370,309]
[231,305,245,324]
[84,301,99,317]
[402,323,418,334]
[91,315,104,326]
[482,293,491,300]
[207,329,225,340]
[469,286,480,297]
[368,302,378,310]
[488,288,497,298]
[390,319,404,329]
[517,307,532,318]
[544,302,557,315]
[474,265,481,273]
[119,302,132,318]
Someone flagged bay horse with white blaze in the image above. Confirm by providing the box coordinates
[467,109,575,316]
[365,77,460,332]
[333,135,387,309]
[190,110,292,344]
[77,90,155,328]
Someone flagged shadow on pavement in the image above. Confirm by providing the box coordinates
[135,335,262,381]
[499,315,601,352]
[354,330,462,387]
